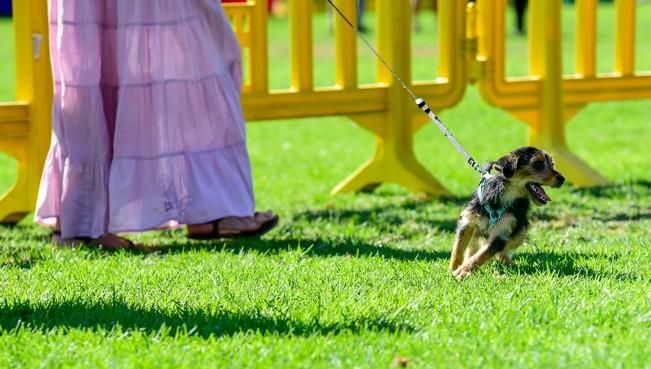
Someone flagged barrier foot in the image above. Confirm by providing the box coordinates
[331,151,450,196]
[0,186,29,224]
[0,143,30,224]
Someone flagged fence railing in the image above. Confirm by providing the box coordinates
[475,0,650,186]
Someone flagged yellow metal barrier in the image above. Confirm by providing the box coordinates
[231,0,469,195]
[1,0,649,223]
[0,0,51,223]
[475,0,651,186]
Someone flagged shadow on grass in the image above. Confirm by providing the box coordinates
[506,250,641,281]
[0,225,50,269]
[569,179,651,198]
[132,236,451,263]
[597,211,651,222]
[0,251,45,269]
[292,197,464,233]
[0,299,414,338]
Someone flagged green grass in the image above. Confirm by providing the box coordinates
[1,5,651,369]
[0,18,14,100]
[0,18,16,191]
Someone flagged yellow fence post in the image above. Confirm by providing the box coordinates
[249,0,269,94]
[576,0,596,77]
[0,0,52,223]
[289,0,313,92]
[615,0,636,76]
[333,0,357,90]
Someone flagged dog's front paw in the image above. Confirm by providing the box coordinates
[452,266,473,281]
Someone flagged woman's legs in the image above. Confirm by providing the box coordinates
[37,0,116,242]
[39,0,276,246]
[107,1,276,240]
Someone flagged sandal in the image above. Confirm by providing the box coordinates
[187,212,279,240]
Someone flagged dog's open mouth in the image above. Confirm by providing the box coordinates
[527,182,551,205]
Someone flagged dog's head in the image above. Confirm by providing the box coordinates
[490,147,565,206]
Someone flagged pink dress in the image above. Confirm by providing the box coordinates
[35,0,255,238]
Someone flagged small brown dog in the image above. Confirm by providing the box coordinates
[450,147,565,280]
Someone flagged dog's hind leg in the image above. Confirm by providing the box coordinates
[496,229,525,266]
[449,214,476,272]
[496,251,513,266]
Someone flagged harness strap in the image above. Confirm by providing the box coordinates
[477,173,506,225]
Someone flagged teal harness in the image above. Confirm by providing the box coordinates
[477,173,506,225]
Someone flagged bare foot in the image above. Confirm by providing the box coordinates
[52,231,138,250]
[253,210,275,225]
[89,233,139,250]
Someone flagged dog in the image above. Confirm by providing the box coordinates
[449,147,565,280]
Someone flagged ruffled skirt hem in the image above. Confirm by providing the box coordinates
[35,142,255,239]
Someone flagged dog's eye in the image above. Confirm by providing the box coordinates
[532,160,545,171]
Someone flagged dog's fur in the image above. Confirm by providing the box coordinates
[450,147,565,280]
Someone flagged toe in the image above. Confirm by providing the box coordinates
[92,233,142,250]
[254,210,275,221]
[254,211,277,226]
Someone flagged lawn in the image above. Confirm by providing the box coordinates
[1,4,651,369]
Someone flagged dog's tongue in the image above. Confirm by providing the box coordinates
[530,183,551,202]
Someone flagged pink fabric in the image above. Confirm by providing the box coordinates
[35,0,255,238]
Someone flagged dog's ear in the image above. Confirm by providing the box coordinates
[493,154,516,178]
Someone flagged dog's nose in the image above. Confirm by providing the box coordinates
[556,175,565,186]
